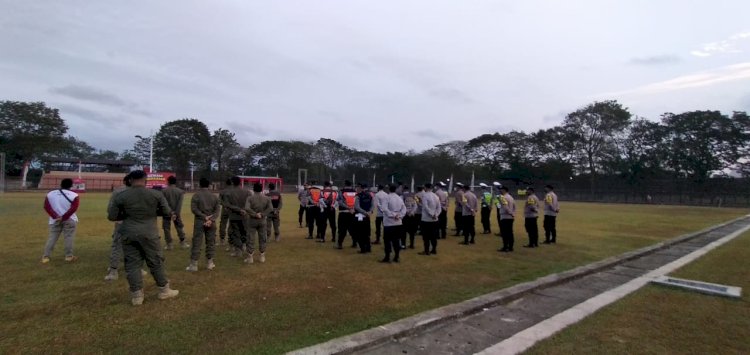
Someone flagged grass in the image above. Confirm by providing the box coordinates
[0,192,745,354]
[527,230,750,355]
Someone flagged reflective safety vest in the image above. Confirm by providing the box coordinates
[322,189,338,208]
[341,188,356,208]
[482,191,493,207]
[309,188,321,204]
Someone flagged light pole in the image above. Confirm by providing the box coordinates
[135,133,154,173]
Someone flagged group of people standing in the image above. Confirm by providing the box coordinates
[40,171,560,306]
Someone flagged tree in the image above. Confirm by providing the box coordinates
[153,118,212,178]
[464,133,508,176]
[609,118,667,185]
[0,101,69,187]
[211,128,240,180]
[57,136,96,159]
[562,100,632,191]
[661,111,747,180]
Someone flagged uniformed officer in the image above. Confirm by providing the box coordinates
[493,182,503,236]
[498,186,516,252]
[104,175,131,281]
[414,186,424,235]
[479,183,493,234]
[353,183,374,254]
[453,182,465,236]
[418,183,441,255]
[218,178,232,246]
[380,184,407,263]
[266,183,283,242]
[186,177,221,272]
[305,182,322,239]
[336,180,357,249]
[107,170,179,306]
[402,187,418,249]
[434,182,449,239]
[297,183,309,228]
[317,181,338,243]
[374,185,388,244]
[224,176,251,257]
[162,176,188,250]
[460,185,478,245]
[244,183,273,264]
[543,185,560,244]
[523,187,540,248]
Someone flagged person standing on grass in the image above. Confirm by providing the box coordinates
[107,170,179,306]
[435,182,449,239]
[265,183,283,242]
[543,184,560,244]
[244,183,273,264]
[353,183,374,254]
[104,174,131,280]
[186,178,221,272]
[498,186,516,252]
[380,184,407,263]
[418,183,441,256]
[452,182,464,236]
[479,183,493,234]
[225,176,251,257]
[317,181,338,243]
[41,178,80,264]
[162,176,188,250]
[218,178,232,246]
[297,182,309,228]
[374,184,388,245]
[305,182,322,239]
[336,180,357,249]
[493,182,503,236]
[460,185,478,245]
[523,187,540,248]
[402,187,418,249]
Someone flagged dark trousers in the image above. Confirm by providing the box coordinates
[481,206,491,232]
[525,217,539,246]
[438,210,447,238]
[337,212,355,246]
[298,205,306,226]
[228,218,248,248]
[354,215,371,253]
[219,208,229,240]
[375,216,383,243]
[462,215,476,243]
[306,206,318,238]
[162,215,186,243]
[544,215,557,243]
[404,215,418,247]
[420,221,438,253]
[500,219,515,250]
[191,218,217,261]
[317,207,336,240]
[122,233,168,292]
[453,211,463,234]
[383,225,403,261]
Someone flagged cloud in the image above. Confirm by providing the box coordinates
[57,104,122,124]
[691,30,750,57]
[49,84,153,117]
[413,129,448,140]
[628,55,680,66]
[602,62,750,97]
[428,87,474,103]
[226,121,269,138]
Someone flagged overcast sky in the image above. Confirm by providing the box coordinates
[2,0,749,153]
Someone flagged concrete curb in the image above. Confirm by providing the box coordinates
[288,216,749,355]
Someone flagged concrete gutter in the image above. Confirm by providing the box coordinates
[288,215,749,355]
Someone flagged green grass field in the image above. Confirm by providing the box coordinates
[0,192,745,354]
[528,230,750,355]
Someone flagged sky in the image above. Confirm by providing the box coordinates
[2,0,750,153]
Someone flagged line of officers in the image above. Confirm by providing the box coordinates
[294,180,561,259]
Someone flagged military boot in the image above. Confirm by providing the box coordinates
[157,283,180,300]
[131,289,145,306]
[206,259,216,270]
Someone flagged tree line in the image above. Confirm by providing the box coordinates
[1,100,749,189]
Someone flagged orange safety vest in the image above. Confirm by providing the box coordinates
[309,188,321,204]
[342,190,356,207]
[322,189,338,206]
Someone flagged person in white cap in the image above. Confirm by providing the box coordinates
[434,182,449,239]
[479,183,493,234]
[452,182,464,236]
